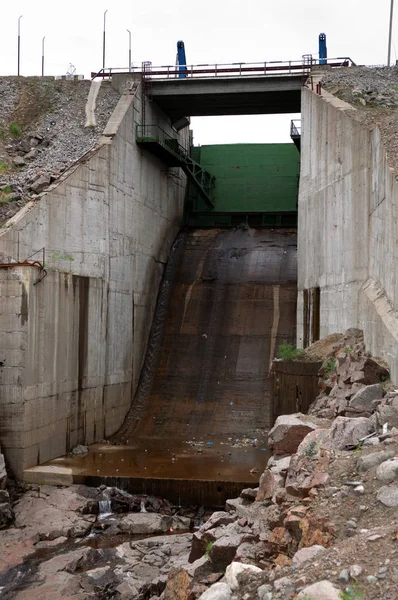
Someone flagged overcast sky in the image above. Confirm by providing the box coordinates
[0,0,395,144]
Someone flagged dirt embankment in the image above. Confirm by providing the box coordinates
[0,77,120,226]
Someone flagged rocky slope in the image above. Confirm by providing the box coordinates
[321,66,398,175]
[1,329,398,599]
[0,77,120,226]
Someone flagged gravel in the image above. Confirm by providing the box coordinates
[0,77,120,224]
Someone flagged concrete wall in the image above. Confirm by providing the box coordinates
[0,78,187,477]
[298,85,398,380]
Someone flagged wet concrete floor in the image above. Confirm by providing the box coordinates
[30,228,297,504]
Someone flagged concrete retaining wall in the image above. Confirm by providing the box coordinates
[298,85,398,380]
[0,78,187,477]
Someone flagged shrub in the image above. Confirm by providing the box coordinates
[277,342,305,361]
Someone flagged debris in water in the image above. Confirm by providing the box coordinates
[249,467,259,474]
[202,333,208,339]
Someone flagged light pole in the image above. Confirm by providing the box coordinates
[103,9,108,71]
[388,0,395,66]
[127,29,131,71]
[17,15,22,76]
[42,37,45,77]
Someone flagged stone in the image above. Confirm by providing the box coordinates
[13,156,26,167]
[256,470,285,502]
[273,576,295,594]
[225,561,262,591]
[268,413,329,455]
[198,583,232,600]
[13,486,95,539]
[163,567,193,600]
[349,565,363,578]
[71,444,88,455]
[24,148,38,160]
[349,384,384,411]
[377,485,398,507]
[296,580,342,599]
[240,488,258,502]
[338,569,349,583]
[0,502,14,529]
[209,533,245,570]
[356,449,395,472]
[292,545,326,566]
[297,428,332,457]
[172,515,192,530]
[30,174,51,194]
[329,416,374,450]
[119,513,173,535]
[267,455,291,473]
[376,458,398,483]
[201,511,237,532]
[257,584,272,600]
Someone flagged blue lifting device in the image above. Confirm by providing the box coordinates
[177,41,187,78]
[319,33,327,65]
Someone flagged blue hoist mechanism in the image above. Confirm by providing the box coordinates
[177,41,188,78]
[319,33,327,65]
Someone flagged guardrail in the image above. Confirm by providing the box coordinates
[91,57,356,80]
[136,124,190,156]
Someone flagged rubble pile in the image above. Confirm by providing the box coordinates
[2,330,398,599]
[321,66,398,174]
[0,77,120,224]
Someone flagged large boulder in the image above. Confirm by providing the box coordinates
[268,414,330,455]
[349,384,384,411]
[329,416,374,450]
[256,470,285,502]
[163,567,193,600]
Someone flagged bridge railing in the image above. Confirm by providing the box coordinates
[91,57,356,80]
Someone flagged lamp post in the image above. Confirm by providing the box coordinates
[127,29,131,71]
[388,0,395,66]
[42,37,45,77]
[17,15,22,76]
[103,9,108,71]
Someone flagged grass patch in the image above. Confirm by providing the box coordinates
[277,343,305,361]
[205,541,215,556]
[323,357,336,379]
[0,185,13,204]
[340,586,364,600]
[0,162,7,173]
[9,122,21,138]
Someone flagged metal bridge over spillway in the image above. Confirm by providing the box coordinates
[93,57,354,119]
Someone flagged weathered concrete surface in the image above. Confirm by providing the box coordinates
[0,79,187,477]
[298,82,398,381]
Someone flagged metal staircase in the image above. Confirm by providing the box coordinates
[136,125,215,208]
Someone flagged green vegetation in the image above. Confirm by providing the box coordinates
[0,127,6,141]
[0,185,12,204]
[323,357,336,379]
[303,440,317,457]
[9,122,21,139]
[205,541,215,556]
[340,586,364,600]
[0,162,7,173]
[277,342,305,361]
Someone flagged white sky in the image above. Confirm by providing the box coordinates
[0,0,395,144]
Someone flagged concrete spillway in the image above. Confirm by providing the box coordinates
[27,228,297,504]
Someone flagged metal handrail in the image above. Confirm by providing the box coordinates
[91,57,356,80]
[136,124,190,156]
